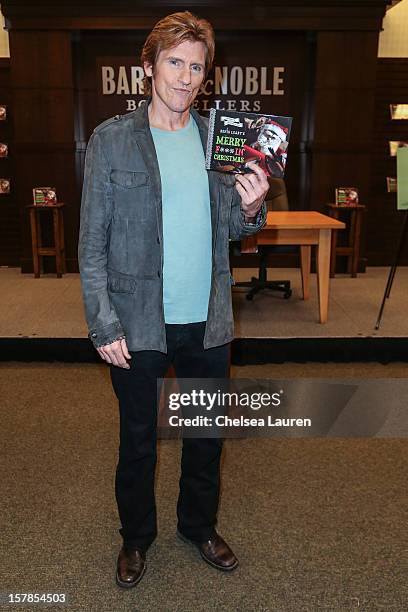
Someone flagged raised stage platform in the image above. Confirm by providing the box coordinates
[1,266,407,363]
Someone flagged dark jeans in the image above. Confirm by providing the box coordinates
[109,321,230,553]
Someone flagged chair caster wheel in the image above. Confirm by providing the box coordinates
[284,290,292,299]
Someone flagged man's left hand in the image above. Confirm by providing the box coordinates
[234,161,269,222]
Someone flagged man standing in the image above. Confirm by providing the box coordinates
[78,11,268,588]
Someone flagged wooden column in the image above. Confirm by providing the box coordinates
[8,29,76,273]
[310,31,380,272]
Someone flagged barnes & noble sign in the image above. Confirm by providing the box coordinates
[82,31,307,134]
[97,60,287,114]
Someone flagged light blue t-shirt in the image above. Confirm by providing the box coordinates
[150,115,212,324]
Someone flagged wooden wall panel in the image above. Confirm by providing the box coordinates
[310,31,380,270]
[0,58,20,266]
[313,90,376,144]
[8,29,77,272]
[367,59,408,265]
[1,1,388,33]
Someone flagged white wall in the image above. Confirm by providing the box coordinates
[379,0,408,58]
[0,7,10,58]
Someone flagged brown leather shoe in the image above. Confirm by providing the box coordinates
[177,530,239,571]
[116,546,146,588]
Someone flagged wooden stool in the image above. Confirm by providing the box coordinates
[27,203,66,278]
[326,203,365,278]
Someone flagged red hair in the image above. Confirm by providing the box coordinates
[141,11,215,96]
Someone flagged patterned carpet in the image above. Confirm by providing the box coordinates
[1,362,407,611]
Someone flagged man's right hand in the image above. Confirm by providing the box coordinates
[97,338,131,369]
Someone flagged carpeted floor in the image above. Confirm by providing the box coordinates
[1,362,407,612]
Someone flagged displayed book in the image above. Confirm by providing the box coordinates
[33,187,57,206]
[389,104,408,120]
[386,177,397,193]
[0,178,10,194]
[0,105,6,121]
[0,143,8,157]
[335,187,359,206]
[205,108,292,178]
[389,141,408,157]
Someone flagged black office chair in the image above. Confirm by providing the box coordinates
[231,178,293,301]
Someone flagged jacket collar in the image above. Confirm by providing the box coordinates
[132,96,150,132]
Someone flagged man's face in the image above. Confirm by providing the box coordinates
[144,39,206,116]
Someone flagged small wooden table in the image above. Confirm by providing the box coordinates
[242,211,345,323]
[27,203,66,278]
[326,203,366,278]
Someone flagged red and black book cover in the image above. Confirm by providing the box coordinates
[335,187,359,206]
[205,108,292,178]
[32,187,58,206]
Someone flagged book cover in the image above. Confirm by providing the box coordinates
[335,187,359,206]
[205,108,292,178]
[389,104,408,120]
[0,178,10,194]
[33,187,57,206]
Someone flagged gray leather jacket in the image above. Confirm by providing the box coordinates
[78,99,267,353]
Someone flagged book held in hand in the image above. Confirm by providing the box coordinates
[33,187,58,206]
[334,187,359,206]
[205,108,292,178]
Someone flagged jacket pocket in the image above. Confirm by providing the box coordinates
[110,169,150,221]
[110,169,149,188]
[107,270,137,293]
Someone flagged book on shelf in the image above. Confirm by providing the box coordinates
[386,177,397,194]
[0,178,10,194]
[205,108,292,178]
[389,141,408,157]
[389,104,408,120]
